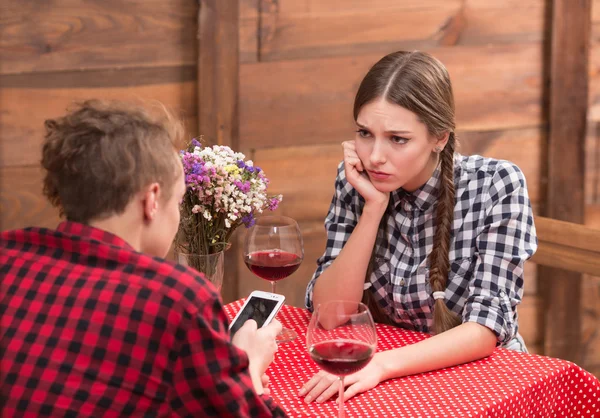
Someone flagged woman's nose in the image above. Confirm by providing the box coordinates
[369,140,387,165]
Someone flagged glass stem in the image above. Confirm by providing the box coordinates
[339,376,345,418]
[271,281,276,294]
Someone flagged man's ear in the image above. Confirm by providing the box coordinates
[142,183,161,222]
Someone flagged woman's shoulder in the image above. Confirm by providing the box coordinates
[456,154,526,183]
[455,154,528,202]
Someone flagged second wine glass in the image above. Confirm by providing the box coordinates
[307,301,377,418]
[243,215,304,343]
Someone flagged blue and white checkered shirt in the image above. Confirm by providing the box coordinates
[306,154,537,345]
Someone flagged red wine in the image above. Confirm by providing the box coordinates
[309,340,374,376]
[244,250,302,281]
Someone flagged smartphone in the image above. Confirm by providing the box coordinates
[229,290,285,337]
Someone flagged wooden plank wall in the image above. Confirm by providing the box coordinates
[0,0,198,230]
[0,0,598,374]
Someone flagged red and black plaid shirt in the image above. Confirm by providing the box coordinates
[0,222,287,417]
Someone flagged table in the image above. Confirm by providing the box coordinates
[224,301,600,417]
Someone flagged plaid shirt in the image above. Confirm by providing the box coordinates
[306,154,537,345]
[0,222,286,417]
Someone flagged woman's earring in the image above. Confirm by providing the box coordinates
[434,146,443,153]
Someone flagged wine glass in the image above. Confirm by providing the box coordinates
[243,215,304,343]
[307,300,377,418]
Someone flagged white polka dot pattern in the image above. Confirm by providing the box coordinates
[224,301,600,417]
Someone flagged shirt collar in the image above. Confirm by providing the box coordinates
[389,162,441,212]
[57,221,136,251]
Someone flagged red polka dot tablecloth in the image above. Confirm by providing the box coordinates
[224,301,600,417]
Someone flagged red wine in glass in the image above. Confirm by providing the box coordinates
[244,216,304,343]
[309,340,374,376]
[244,250,302,281]
[306,301,377,418]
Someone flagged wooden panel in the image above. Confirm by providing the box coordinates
[240,43,543,150]
[582,275,600,369]
[198,0,240,304]
[533,217,600,276]
[587,204,600,227]
[198,0,240,147]
[0,166,60,231]
[0,67,197,168]
[0,0,197,74]
[540,0,592,363]
[240,0,545,62]
[252,127,542,223]
[518,294,542,347]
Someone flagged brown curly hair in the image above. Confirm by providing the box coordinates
[41,99,184,223]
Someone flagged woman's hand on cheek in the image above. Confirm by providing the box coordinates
[342,141,389,209]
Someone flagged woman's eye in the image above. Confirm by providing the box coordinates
[356,129,370,138]
[391,136,409,144]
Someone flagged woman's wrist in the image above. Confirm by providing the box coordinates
[373,350,404,382]
[362,200,388,219]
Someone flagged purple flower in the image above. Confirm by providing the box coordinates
[191,138,201,148]
[268,197,280,211]
[242,213,256,228]
[234,180,251,193]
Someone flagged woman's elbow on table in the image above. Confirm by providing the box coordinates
[469,322,498,357]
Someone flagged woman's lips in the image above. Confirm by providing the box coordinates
[367,170,391,180]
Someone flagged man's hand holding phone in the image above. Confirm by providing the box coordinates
[230,291,285,395]
[232,318,282,394]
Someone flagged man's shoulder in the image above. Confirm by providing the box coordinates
[1,226,217,316]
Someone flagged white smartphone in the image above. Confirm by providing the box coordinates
[229,290,285,337]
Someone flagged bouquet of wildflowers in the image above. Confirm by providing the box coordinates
[175,139,282,257]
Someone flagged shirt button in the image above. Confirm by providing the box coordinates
[400,279,406,286]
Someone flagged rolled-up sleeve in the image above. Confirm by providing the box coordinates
[462,162,537,344]
[305,163,359,311]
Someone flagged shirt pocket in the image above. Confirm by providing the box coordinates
[366,255,394,318]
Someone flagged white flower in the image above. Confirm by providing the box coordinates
[192,205,203,214]
[203,210,212,221]
[225,219,231,228]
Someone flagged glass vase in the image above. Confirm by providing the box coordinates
[176,251,225,292]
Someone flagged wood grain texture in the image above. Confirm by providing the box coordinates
[0,166,60,231]
[251,127,542,222]
[0,67,197,168]
[518,294,542,348]
[239,0,546,62]
[0,0,198,74]
[582,275,600,368]
[532,217,600,276]
[198,0,239,148]
[240,43,543,150]
[540,0,592,364]
[197,0,240,304]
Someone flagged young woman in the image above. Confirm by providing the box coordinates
[299,51,537,404]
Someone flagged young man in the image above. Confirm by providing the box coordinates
[0,100,286,417]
